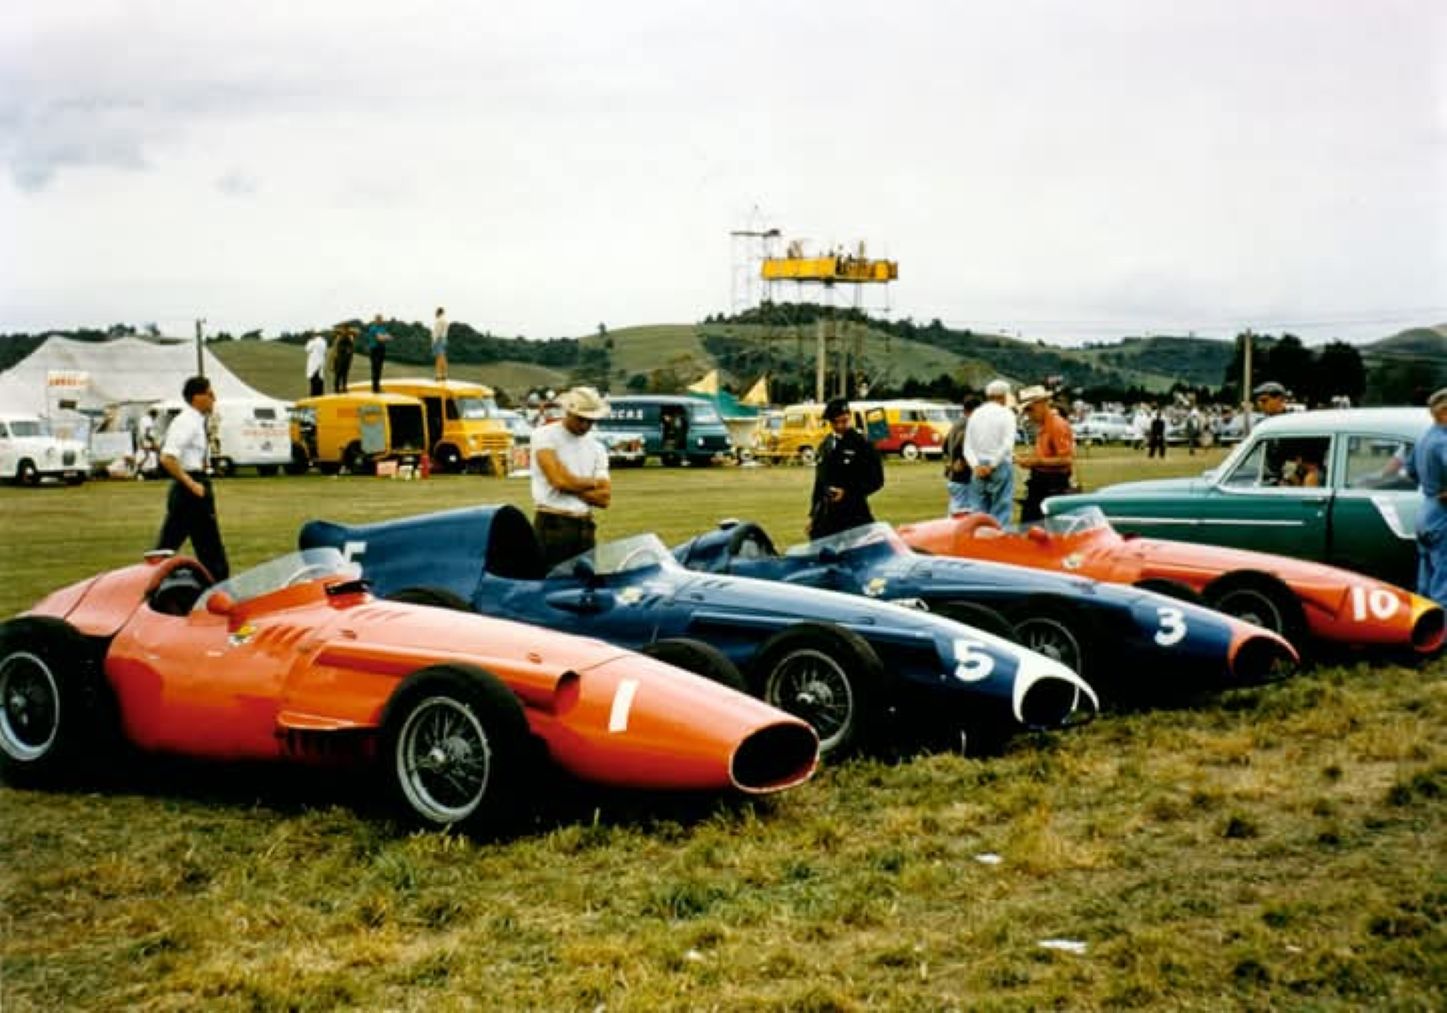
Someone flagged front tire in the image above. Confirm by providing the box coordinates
[749,623,884,760]
[379,665,529,835]
[1006,603,1091,677]
[15,460,39,487]
[344,442,372,476]
[900,442,920,461]
[0,618,112,785]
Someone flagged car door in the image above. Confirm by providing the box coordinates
[1327,433,1420,585]
[1197,433,1333,560]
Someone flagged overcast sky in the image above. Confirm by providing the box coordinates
[2,0,1444,346]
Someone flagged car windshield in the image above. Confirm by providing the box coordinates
[456,397,498,420]
[785,522,909,558]
[194,548,359,612]
[549,533,681,578]
[691,404,721,423]
[8,420,46,437]
[1042,507,1112,536]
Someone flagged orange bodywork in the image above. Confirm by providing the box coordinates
[24,554,818,794]
[898,513,1446,656]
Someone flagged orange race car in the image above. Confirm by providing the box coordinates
[0,547,818,834]
[898,507,1445,658]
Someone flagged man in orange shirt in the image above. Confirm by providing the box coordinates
[1014,384,1075,523]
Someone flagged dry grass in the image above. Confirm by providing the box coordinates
[2,449,1443,1009]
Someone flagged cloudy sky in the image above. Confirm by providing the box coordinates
[2,0,1444,345]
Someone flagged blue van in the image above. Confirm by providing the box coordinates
[593,395,732,466]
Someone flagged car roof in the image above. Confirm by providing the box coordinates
[607,395,713,406]
[1252,406,1429,438]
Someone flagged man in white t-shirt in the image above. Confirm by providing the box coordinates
[431,307,449,382]
[531,386,612,568]
[962,379,1018,526]
[156,375,230,581]
[304,331,328,396]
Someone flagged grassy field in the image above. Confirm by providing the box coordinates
[2,448,1443,1010]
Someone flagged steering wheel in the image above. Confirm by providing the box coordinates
[284,562,335,587]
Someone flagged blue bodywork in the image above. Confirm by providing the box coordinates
[672,520,1293,700]
[299,505,1097,753]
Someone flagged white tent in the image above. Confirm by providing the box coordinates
[0,335,273,416]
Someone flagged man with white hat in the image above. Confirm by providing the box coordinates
[531,386,612,567]
[1405,387,1447,607]
[960,379,1017,525]
[1014,384,1075,523]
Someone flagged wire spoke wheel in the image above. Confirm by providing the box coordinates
[395,695,492,823]
[764,648,853,754]
[0,651,60,762]
[1211,587,1285,634]
[1013,615,1085,673]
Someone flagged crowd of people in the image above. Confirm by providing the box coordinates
[296,310,454,398]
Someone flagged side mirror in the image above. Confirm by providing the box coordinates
[205,590,236,616]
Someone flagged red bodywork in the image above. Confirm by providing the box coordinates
[898,513,1445,656]
[22,554,818,794]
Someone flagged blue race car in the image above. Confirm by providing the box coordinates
[299,505,1097,758]
[671,520,1299,704]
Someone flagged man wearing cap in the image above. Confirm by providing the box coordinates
[1252,381,1292,483]
[1405,387,1447,607]
[1015,385,1075,523]
[808,398,884,539]
[531,386,612,568]
[961,379,1017,525]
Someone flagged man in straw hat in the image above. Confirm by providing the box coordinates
[531,386,612,568]
[1014,384,1075,523]
[1405,386,1447,607]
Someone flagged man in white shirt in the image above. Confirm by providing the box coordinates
[304,331,328,397]
[531,386,612,568]
[963,378,1017,527]
[156,376,230,581]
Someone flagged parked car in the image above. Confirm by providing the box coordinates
[299,505,1099,758]
[150,397,292,476]
[0,414,88,486]
[1043,407,1431,588]
[898,506,1444,657]
[378,379,512,474]
[1075,412,1133,445]
[0,547,818,834]
[289,392,428,475]
[672,520,1298,705]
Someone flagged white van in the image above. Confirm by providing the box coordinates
[153,397,293,476]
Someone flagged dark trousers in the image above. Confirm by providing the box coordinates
[369,345,386,393]
[333,351,352,392]
[156,475,230,582]
[309,372,324,397]
[534,511,597,570]
[1020,471,1071,524]
[1147,435,1166,458]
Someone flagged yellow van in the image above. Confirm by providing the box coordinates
[289,392,428,475]
[763,403,890,464]
[379,379,513,474]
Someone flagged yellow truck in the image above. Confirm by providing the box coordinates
[379,379,513,474]
[289,392,429,475]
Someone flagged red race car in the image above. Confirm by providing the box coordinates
[898,507,1445,658]
[0,548,818,834]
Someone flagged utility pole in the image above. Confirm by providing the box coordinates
[1241,329,1254,435]
[195,318,207,377]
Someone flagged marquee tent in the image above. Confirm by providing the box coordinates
[0,335,273,416]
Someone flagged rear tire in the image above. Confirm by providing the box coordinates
[797,446,817,466]
[344,442,372,476]
[900,442,920,461]
[640,638,747,693]
[1203,574,1305,644]
[932,600,1016,641]
[1005,603,1091,677]
[1134,578,1205,606]
[749,622,884,760]
[379,665,529,835]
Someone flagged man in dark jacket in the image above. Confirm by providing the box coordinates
[808,398,885,539]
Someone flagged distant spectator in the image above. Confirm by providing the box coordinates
[942,393,979,515]
[332,327,355,393]
[432,307,450,382]
[304,331,328,397]
[363,314,390,394]
[1147,407,1166,459]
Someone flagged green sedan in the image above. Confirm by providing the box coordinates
[1044,407,1430,588]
